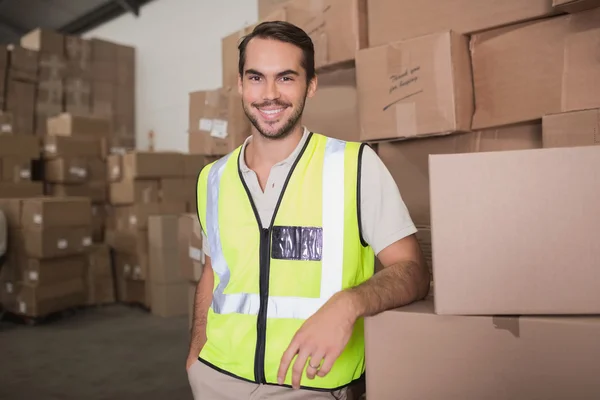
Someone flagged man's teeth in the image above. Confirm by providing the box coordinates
[261,109,283,115]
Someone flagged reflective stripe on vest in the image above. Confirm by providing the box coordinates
[206,137,346,320]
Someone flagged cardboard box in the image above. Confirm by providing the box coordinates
[378,123,542,226]
[188,88,250,156]
[47,182,107,204]
[105,230,148,258]
[303,66,359,142]
[8,45,38,82]
[183,154,209,177]
[148,215,186,284]
[65,36,92,78]
[14,281,85,317]
[471,8,600,129]
[23,226,93,259]
[6,79,35,135]
[2,135,38,160]
[150,282,188,317]
[121,152,186,179]
[113,203,162,231]
[365,300,600,400]
[20,28,65,55]
[109,179,159,205]
[367,0,555,48]
[356,31,473,142]
[44,158,88,183]
[178,214,204,283]
[43,136,102,159]
[92,81,115,120]
[21,256,87,286]
[116,44,135,85]
[38,53,66,81]
[85,244,115,305]
[1,158,32,182]
[430,146,600,315]
[91,38,119,63]
[0,111,13,135]
[553,0,600,13]
[91,204,107,242]
[21,197,92,229]
[542,108,600,148]
[0,198,25,228]
[159,178,189,203]
[65,78,92,116]
[47,113,110,138]
[0,182,43,199]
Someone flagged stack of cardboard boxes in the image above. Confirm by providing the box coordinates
[4,44,37,135]
[0,135,44,198]
[178,213,204,327]
[0,197,92,317]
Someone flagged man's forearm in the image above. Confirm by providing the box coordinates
[345,259,430,319]
[189,266,213,357]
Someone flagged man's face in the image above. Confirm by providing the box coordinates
[238,38,317,140]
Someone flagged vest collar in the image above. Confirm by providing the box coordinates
[239,127,311,173]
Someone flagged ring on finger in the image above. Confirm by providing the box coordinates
[308,361,320,370]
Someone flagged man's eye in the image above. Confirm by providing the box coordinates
[249,76,260,81]
[281,76,293,82]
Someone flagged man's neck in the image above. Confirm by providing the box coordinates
[245,125,304,170]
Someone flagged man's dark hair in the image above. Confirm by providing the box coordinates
[238,21,315,84]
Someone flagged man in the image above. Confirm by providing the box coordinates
[187,21,430,400]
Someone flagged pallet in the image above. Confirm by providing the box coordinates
[1,305,85,326]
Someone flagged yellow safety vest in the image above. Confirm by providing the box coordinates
[196,132,374,391]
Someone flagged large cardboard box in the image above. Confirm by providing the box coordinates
[110,179,159,205]
[0,183,43,199]
[553,0,600,13]
[303,66,359,142]
[148,215,186,284]
[367,0,555,48]
[8,46,38,82]
[188,88,250,156]
[542,108,600,148]
[119,152,185,179]
[430,146,600,315]
[65,36,92,78]
[178,214,203,282]
[6,78,35,135]
[65,78,92,116]
[1,158,33,182]
[471,8,600,129]
[0,135,40,158]
[20,28,65,55]
[14,281,85,317]
[150,282,188,317]
[20,256,87,286]
[0,112,13,134]
[378,123,542,227]
[365,300,600,400]
[356,31,473,142]
[47,113,110,138]
[43,136,103,159]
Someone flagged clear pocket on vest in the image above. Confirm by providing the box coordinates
[271,226,323,261]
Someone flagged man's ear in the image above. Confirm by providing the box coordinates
[306,75,318,99]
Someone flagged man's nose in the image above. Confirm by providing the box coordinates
[263,79,280,100]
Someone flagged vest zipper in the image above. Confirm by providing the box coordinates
[255,227,270,383]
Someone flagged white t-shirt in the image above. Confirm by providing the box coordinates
[202,128,417,257]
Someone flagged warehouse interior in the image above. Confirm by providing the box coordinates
[1,0,600,399]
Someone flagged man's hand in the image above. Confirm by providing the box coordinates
[277,292,357,389]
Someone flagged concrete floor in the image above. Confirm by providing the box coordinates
[0,304,193,400]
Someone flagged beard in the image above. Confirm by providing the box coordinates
[242,92,307,140]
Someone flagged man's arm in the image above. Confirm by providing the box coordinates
[344,234,430,319]
[186,255,213,369]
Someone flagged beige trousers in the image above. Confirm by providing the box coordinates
[187,360,354,400]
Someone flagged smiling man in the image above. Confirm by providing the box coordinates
[186,21,430,400]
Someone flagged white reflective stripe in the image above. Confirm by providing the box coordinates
[206,138,347,319]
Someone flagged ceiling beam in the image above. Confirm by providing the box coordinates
[116,0,140,17]
[0,14,28,37]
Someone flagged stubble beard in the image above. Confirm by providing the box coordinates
[242,92,308,141]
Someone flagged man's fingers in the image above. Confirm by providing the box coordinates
[316,354,335,378]
[291,349,311,389]
[306,351,324,380]
[277,341,299,385]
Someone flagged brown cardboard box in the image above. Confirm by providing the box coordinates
[38,53,66,81]
[0,198,25,228]
[24,226,93,259]
[0,131,39,156]
[150,282,188,318]
[109,179,159,205]
[159,178,189,203]
[1,158,32,182]
[367,0,555,48]
[44,158,88,183]
[0,183,43,198]
[20,28,65,55]
[471,8,600,129]
[91,38,119,63]
[178,214,203,282]
[65,36,92,78]
[65,78,92,116]
[85,244,115,305]
[113,203,161,231]
[188,88,250,156]
[14,281,85,317]
[116,44,135,85]
[356,31,473,142]
[47,113,110,138]
[105,229,148,257]
[0,111,13,134]
[121,152,185,178]
[430,146,600,315]
[365,300,600,400]
[92,81,115,119]
[553,0,600,13]
[35,80,63,135]
[258,0,291,18]
[378,123,542,226]
[284,0,368,69]
[6,78,35,135]
[303,66,359,142]
[43,136,102,159]
[184,154,209,177]
[124,279,151,308]
[21,197,92,229]
[91,204,106,242]
[8,45,38,82]
[107,154,122,181]
[542,108,600,148]
[21,256,86,286]
[47,182,107,204]
[148,215,186,284]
